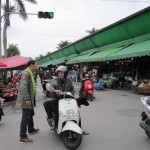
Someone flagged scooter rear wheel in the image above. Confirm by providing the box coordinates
[63,130,82,149]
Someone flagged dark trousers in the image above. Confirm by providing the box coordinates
[51,100,59,126]
[43,101,54,119]
[43,99,59,126]
[20,108,34,139]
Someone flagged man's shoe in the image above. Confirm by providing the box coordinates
[20,138,33,143]
[28,128,39,134]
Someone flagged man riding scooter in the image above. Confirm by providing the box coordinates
[43,65,89,135]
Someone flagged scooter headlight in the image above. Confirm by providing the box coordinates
[67,109,75,119]
[88,85,92,89]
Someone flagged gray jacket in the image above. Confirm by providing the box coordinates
[49,77,75,97]
[17,70,35,109]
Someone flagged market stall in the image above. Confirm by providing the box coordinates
[0,55,29,101]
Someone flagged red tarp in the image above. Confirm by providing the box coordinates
[0,55,29,69]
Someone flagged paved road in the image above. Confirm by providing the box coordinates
[0,78,150,150]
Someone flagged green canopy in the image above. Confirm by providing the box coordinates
[66,52,95,64]
[106,40,150,60]
[39,61,52,67]
[79,47,125,63]
[53,57,66,65]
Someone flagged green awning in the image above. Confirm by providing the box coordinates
[53,57,66,65]
[106,40,150,60]
[39,57,66,67]
[66,52,95,64]
[39,61,52,67]
[79,47,125,63]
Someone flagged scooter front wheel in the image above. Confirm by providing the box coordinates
[62,130,82,149]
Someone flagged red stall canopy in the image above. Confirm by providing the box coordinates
[0,62,7,67]
[0,55,29,69]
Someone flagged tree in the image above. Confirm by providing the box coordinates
[46,52,51,56]
[2,0,15,58]
[6,43,20,57]
[86,27,99,35]
[57,40,71,49]
[2,0,37,58]
[39,54,44,59]
[35,57,40,61]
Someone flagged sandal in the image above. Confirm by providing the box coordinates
[49,119,55,130]
[47,118,55,130]
[82,131,89,135]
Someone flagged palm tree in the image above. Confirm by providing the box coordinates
[46,52,51,56]
[57,40,72,49]
[86,27,99,35]
[2,0,15,58]
[6,43,20,57]
[39,54,44,59]
[2,0,37,58]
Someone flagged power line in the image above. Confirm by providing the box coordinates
[9,27,81,38]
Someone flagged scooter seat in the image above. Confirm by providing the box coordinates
[147,99,150,106]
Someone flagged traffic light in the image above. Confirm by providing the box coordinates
[38,11,54,19]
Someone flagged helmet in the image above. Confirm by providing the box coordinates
[83,67,87,70]
[85,74,90,78]
[56,65,68,77]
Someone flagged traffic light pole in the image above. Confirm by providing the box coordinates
[0,12,38,59]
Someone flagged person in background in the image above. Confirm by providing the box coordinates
[72,68,78,85]
[39,68,44,84]
[12,73,19,88]
[79,67,88,96]
[51,68,56,79]
[18,60,39,143]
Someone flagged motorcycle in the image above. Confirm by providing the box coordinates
[81,75,94,101]
[0,98,5,122]
[42,79,53,98]
[47,92,89,149]
[139,96,150,139]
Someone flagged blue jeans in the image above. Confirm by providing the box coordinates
[20,108,34,138]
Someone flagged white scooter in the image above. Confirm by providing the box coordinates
[139,96,150,139]
[48,92,89,149]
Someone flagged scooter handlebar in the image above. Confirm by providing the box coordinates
[60,92,74,99]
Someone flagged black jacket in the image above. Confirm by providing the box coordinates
[49,77,75,99]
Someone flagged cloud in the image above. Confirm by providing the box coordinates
[1,0,149,58]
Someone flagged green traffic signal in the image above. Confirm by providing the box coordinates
[38,11,54,19]
[49,12,54,18]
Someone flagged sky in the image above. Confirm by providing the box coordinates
[1,0,150,59]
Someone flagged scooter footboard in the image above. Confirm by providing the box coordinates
[62,121,82,134]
